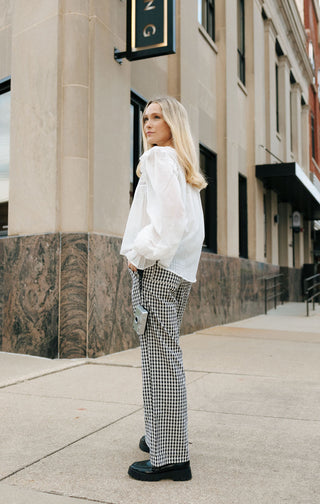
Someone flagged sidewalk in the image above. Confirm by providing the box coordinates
[0,302,319,504]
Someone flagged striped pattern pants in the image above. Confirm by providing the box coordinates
[130,263,192,467]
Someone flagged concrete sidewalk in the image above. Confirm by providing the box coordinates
[0,302,319,504]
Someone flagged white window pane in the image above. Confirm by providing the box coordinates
[0,91,10,203]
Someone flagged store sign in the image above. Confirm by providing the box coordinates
[115,0,175,62]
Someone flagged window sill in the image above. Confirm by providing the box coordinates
[237,78,247,96]
[198,24,218,54]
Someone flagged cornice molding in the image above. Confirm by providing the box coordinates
[264,18,277,39]
[278,54,290,67]
[291,81,302,93]
[277,0,313,83]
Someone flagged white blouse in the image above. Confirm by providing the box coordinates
[120,146,204,283]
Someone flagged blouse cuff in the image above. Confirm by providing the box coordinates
[125,249,155,270]
[125,249,140,267]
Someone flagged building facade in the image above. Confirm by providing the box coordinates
[299,0,320,260]
[1,0,320,358]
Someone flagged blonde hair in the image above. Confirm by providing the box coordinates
[137,96,207,190]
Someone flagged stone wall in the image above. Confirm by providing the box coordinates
[1,233,283,359]
[280,266,303,302]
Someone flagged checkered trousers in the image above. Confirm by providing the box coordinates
[130,263,192,467]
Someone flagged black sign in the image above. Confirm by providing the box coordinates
[115,0,175,62]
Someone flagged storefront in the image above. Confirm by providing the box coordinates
[1,1,320,359]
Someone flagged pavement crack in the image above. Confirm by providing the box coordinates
[0,406,143,483]
[184,368,275,378]
[6,485,113,504]
[0,361,89,390]
[46,489,115,503]
[0,390,142,407]
[189,407,320,423]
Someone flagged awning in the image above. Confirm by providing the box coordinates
[255,162,320,220]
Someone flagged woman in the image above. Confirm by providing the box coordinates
[120,96,206,481]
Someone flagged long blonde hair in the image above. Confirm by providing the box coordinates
[137,96,207,190]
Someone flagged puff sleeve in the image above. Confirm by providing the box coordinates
[126,147,187,268]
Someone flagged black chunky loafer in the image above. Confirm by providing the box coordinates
[128,459,192,481]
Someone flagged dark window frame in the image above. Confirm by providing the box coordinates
[199,0,215,41]
[200,144,217,253]
[275,63,280,133]
[239,173,248,259]
[237,0,245,85]
[0,77,11,237]
[0,76,10,94]
[290,90,293,153]
[311,113,316,160]
[130,91,147,203]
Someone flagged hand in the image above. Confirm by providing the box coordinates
[128,261,137,273]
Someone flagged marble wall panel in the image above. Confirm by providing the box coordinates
[280,266,303,302]
[0,232,305,360]
[1,234,59,357]
[182,253,241,334]
[239,259,280,319]
[182,253,281,334]
[88,234,139,358]
[59,234,88,358]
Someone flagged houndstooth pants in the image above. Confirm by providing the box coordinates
[130,263,192,467]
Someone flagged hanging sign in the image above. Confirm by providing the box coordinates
[115,0,175,62]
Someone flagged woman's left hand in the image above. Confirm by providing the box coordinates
[128,261,137,273]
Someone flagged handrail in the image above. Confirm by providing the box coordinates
[263,274,284,314]
[304,273,320,316]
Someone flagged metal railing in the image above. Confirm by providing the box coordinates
[263,274,284,314]
[304,273,320,316]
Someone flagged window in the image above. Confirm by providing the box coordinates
[0,77,10,236]
[263,193,267,259]
[311,113,315,160]
[130,91,146,204]
[275,64,279,133]
[200,145,217,252]
[198,0,215,41]
[290,90,293,153]
[237,0,245,85]
[239,174,248,258]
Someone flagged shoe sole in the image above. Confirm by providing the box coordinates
[128,466,192,482]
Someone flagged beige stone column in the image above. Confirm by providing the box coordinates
[278,202,293,267]
[278,55,291,162]
[290,83,302,165]
[303,220,312,263]
[264,18,277,163]
[246,0,265,261]
[0,1,12,79]
[89,1,131,235]
[8,1,61,234]
[266,190,279,264]
[301,104,310,174]
[215,0,239,257]
[263,17,280,266]
[293,227,304,268]
[59,1,90,232]
[180,0,199,142]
